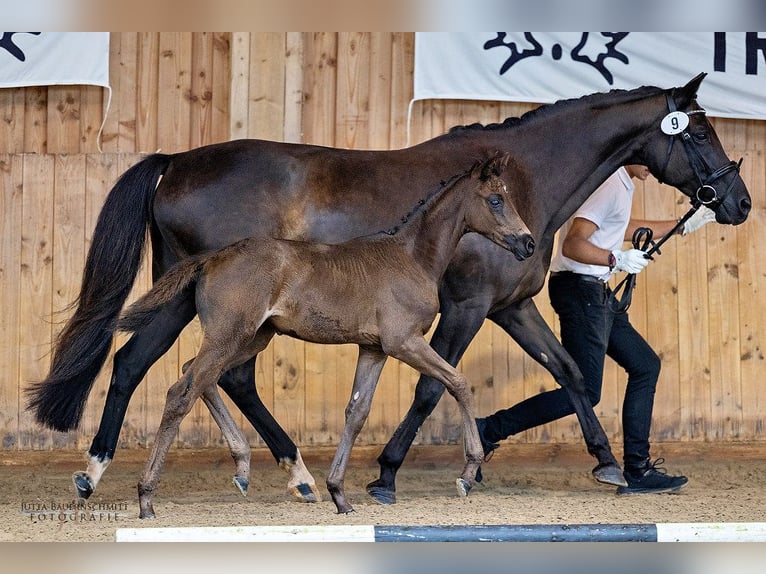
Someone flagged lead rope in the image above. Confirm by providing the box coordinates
[607,204,700,313]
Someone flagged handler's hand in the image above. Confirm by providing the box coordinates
[612,248,651,274]
[682,205,716,236]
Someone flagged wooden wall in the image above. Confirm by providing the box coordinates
[1,33,765,453]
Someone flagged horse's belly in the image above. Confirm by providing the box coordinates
[269,308,379,347]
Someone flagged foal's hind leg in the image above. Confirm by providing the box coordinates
[199,385,251,496]
[218,358,320,503]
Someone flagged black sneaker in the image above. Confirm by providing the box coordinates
[615,458,688,495]
[473,418,499,483]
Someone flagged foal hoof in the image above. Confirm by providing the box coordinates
[233,476,249,497]
[592,463,628,487]
[290,483,321,503]
[366,480,396,505]
[456,478,472,497]
[72,472,94,499]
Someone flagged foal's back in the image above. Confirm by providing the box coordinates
[196,235,438,347]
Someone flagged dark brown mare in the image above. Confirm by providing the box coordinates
[27,73,750,505]
[116,154,534,517]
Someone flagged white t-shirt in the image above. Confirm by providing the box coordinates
[550,167,635,281]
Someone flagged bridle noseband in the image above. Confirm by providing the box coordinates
[659,91,742,210]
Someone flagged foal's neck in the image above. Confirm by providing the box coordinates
[392,178,471,282]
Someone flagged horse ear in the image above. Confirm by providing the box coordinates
[675,72,707,107]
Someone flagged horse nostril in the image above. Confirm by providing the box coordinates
[742,197,752,213]
[526,237,536,255]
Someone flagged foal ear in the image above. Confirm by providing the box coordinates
[480,152,510,180]
[675,72,707,107]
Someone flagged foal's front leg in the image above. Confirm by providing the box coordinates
[390,336,483,497]
[326,346,387,514]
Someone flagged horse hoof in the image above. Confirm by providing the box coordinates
[366,481,396,505]
[139,508,156,519]
[72,472,94,499]
[456,478,472,497]
[592,463,628,487]
[290,483,320,503]
[233,476,249,497]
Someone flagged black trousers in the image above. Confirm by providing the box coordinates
[481,271,661,467]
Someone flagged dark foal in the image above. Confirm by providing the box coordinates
[117,154,535,517]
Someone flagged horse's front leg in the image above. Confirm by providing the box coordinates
[366,301,487,504]
[199,385,251,496]
[218,358,320,503]
[489,299,625,486]
[327,347,387,514]
[76,295,197,500]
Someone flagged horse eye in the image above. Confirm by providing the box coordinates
[693,129,709,143]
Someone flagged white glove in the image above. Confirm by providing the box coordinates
[611,249,651,274]
[682,206,716,236]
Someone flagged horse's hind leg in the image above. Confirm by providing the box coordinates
[75,295,197,500]
[367,304,487,504]
[200,385,251,496]
[218,358,321,503]
[327,347,387,514]
[489,300,624,486]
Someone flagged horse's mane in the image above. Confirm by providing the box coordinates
[379,160,482,237]
[447,85,665,134]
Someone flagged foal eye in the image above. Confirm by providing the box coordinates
[487,194,503,208]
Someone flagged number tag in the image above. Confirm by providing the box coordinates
[661,111,689,135]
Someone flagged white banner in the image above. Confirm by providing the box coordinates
[414,33,766,120]
[0,32,109,88]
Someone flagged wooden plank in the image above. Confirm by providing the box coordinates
[211,32,231,145]
[367,33,391,149]
[675,185,712,441]
[738,151,766,440]
[250,33,286,140]
[98,33,121,153]
[272,337,306,445]
[46,86,81,153]
[336,32,370,150]
[0,89,26,153]
[283,32,304,144]
[136,32,159,152]
[23,87,48,153]
[157,33,192,152]
[0,155,23,449]
[229,32,251,141]
[189,32,214,149]
[116,32,138,153]
[389,32,414,150]
[640,180,682,442]
[18,154,55,449]
[706,156,744,439]
[302,32,337,146]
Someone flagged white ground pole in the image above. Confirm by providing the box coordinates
[116,522,766,543]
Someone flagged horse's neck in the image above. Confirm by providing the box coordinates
[394,183,469,281]
[455,93,662,237]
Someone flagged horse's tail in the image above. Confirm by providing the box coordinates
[117,256,206,334]
[25,153,173,431]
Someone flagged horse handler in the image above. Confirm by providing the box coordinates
[475,164,716,495]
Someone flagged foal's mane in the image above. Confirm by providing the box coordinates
[447,85,665,134]
[380,159,484,237]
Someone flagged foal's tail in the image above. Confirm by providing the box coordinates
[117,257,205,334]
[25,154,173,432]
